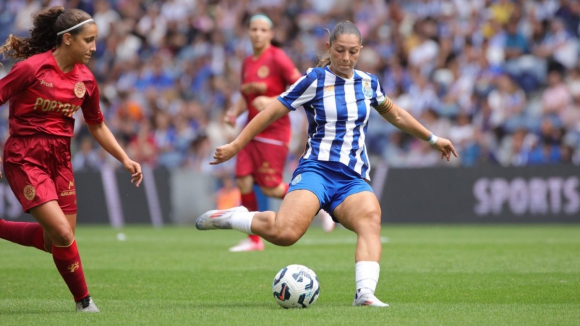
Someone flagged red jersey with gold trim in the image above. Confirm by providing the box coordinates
[241,45,301,144]
[0,50,104,138]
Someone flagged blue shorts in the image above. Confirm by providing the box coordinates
[287,159,374,222]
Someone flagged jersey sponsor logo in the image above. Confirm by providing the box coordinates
[23,185,36,201]
[60,190,76,197]
[68,261,80,273]
[33,97,81,117]
[363,81,373,98]
[324,85,335,94]
[291,174,302,186]
[40,79,53,88]
[257,65,270,78]
[74,82,86,98]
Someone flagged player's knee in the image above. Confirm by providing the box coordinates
[270,232,300,246]
[357,209,382,230]
[47,227,74,246]
[269,226,301,246]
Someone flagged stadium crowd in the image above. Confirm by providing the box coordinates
[1,0,580,178]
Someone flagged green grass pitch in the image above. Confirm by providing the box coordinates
[1,225,579,325]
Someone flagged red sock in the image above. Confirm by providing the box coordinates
[52,240,89,301]
[0,220,46,252]
[241,192,261,243]
[241,191,258,211]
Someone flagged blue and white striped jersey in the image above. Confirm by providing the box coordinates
[278,66,387,180]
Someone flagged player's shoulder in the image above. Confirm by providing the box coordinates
[354,69,379,82]
[75,64,95,80]
[269,45,286,56]
[75,64,97,90]
[13,51,52,72]
[304,67,325,79]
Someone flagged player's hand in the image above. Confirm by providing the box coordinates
[433,137,458,161]
[123,159,143,187]
[0,156,3,179]
[252,96,271,111]
[224,112,237,127]
[210,142,239,165]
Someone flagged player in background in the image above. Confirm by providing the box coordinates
[224,14,334,252]
[0,7,142,312]
[196,21,457,306]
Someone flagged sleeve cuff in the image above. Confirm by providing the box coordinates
[277,96,296,111]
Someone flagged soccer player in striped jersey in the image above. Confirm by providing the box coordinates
[225,14,334,252]
[197,21,457,306]
[0,7,142,312]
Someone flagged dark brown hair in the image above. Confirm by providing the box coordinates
[0,7,93,61]
[317,21,362,67]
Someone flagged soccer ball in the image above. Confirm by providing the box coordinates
[272,264,320,309]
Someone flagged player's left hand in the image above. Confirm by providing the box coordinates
[433,137,458,161]
[252,96,272,111]
[210,142,239,165]
[123,159,143,187]
[0,156,3,179]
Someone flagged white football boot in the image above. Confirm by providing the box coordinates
[196,206,249,230]
[76,296,100,312]
[352,290,389,307]
[318,209,335,233]
[228,238,265,252]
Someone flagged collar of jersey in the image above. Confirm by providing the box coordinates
[324,66,355,81]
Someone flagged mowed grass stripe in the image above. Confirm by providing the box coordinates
[1,226,579,325]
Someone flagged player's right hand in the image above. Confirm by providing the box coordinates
[0,156,3,179]
[210,143,239,165]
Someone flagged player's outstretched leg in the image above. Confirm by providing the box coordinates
[229,191,264,252]
[196,206,250,231]
[0,219,47,251]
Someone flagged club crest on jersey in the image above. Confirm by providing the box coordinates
[291,174,302,186]
[324,85,335,94]
[74,82,86,98]
[257,65,269,78]
[363,81,373,98]
[23,185,36,201]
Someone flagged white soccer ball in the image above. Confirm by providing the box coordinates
[272,264,320,309]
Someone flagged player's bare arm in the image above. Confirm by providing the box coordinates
[379,98,458,161]
[251,96,277,111]
[225,97,248,127]
[211,99,289,165]
[87,122,143,186]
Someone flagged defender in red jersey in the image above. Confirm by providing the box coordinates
[0,7,142,313]
[223,14,334,252]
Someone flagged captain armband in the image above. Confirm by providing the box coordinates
[374,97,394,115]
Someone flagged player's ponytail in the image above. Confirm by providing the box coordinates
[0,7,93,61]
[316,21,362,68]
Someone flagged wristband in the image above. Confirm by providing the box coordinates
[427,133,438,145]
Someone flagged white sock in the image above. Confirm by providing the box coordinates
[355,261,380,294]
[230,211,256,234]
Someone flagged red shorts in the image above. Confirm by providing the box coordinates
[235,139,288,188]
[3,136,77,214]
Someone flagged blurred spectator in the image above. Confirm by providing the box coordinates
[0,0,579,174]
